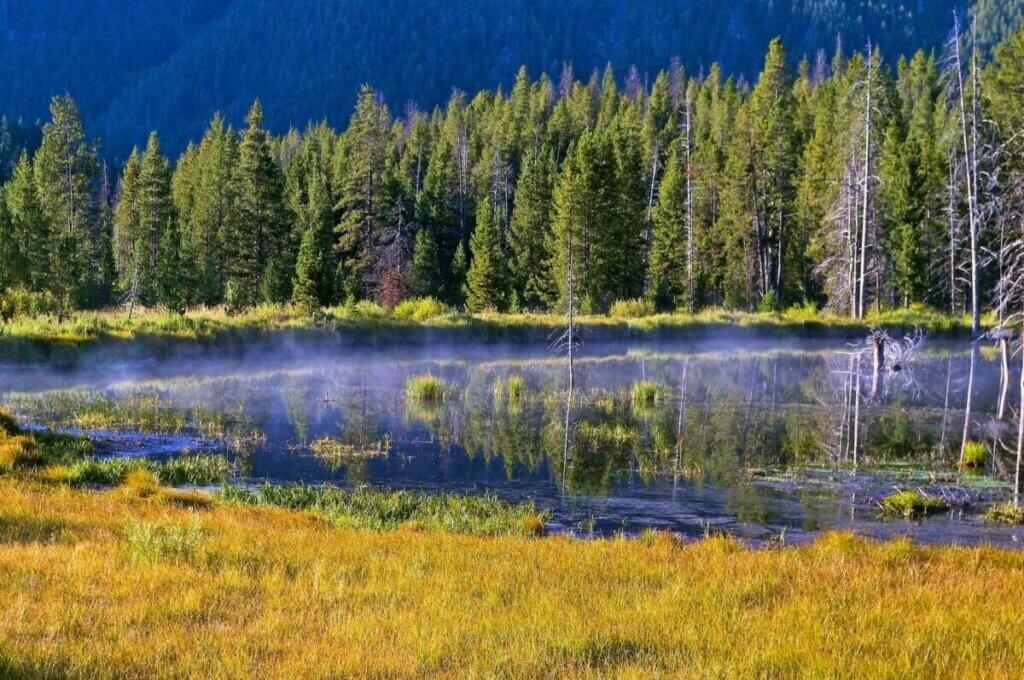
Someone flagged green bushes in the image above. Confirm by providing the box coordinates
[217,483,548,536]
[609,298,655,319]
[392,297,452,322]
[0,287,58,322]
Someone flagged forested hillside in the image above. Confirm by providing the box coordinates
[4,19,1024,333]
[1,0,1022,159]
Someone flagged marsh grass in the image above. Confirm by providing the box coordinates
[122,469,161,498]
[218,483,547,536]
[960,441,989,469]
[2,480,1024,677]
[630,380,665,405]
[70,454,232,487]
[880,490,949,519]
[984,502,1024,525]
[405,373,446,401]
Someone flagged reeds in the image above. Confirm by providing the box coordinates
[405,373,446,402]
[879,490,949,519]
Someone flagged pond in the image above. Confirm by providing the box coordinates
[3,336,1022,546]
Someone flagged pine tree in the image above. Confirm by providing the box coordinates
[335,85,391,300]
[137,132,175,305]
[228,100,289,309]
[508,146,555,308]
[5,151,46,290]
[0,190,17,290]
[291,169,335,312]
[465,197,508,312]
[410,227,441,298]
[33,95,99,317]
[648,147,688,310]
[449,240,468,306]
[113,148,142,295]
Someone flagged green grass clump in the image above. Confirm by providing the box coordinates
[218,483,548,536]
[405,373,446,401]
[124,516,203,563]
[984,502,1024,525]
[392,296,452,322]
[0,435,43,471]
[630,380,664,405]
[506,374,525,401]
[122,469,162,498]
[71,454,232,487]
[880,490,949,519]
[609,298,656,319]
[960,441,988,469]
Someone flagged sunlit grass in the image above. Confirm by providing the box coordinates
[880,490,949,519]
[984,502,1024,525]
[1,479,1023,677]
[405,373,446,402]
[960,441,989,469]
[630,380,665,405]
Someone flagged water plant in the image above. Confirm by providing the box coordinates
[405,373,445,401]
[960,441,988,469]
[880,490,949,519]
[70,454,232,487]
[630,380,664,405]
[217,483,547,536]
[984,502,1024,525]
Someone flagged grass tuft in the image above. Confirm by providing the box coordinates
[124,516,203,563]
[630,380,664,405]
[609,298,656,319]
[122,469,162,498]
[960,441,988,469]
[880,490,949,519]
[984,502,1024,525]
[405,373,446,402]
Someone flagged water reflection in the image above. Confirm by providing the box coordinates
[3,341,1023,545]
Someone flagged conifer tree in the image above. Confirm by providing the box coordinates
[508,146,555,308]
[410,227,441,298]
[33,95,99,317]
[228,100,289,309]
[465,197,507,312]
[5,151,46,289]
[291,169,335,313]
[137,132,175,304]
[648,147,689,310]
[0,191,17,290]
[449,240,468,306]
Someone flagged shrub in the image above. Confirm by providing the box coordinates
[0,287,58,321]
[609,298,655,319]
[984,502,1024,525]
[960,441,988,469]
[406,374,445,401]
[880,490,948,519]
[392,297,452,322]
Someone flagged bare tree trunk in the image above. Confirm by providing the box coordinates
[953,15,981,334]
[959,343,978,467]
[562,227,575,479]
[858,44,873,320]
[685,100,695,313]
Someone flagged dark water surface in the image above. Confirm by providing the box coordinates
[3,337,1022,547]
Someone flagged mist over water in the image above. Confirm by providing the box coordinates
[3,334,1022,547]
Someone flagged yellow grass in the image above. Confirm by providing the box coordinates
[1,479,1024,678]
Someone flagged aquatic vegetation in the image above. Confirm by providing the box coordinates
[218,483,547,536]
[960,441,989,469]
[984,502,1024,525]
[609,298,656,319]
[630,380,665,405]
[309,436,387,464]
[391,296,452,321]
[2,480,1024,677]
[880,490,949,519]
[70,454,232,487]
[405,373,446,401]
[505,374,525,401]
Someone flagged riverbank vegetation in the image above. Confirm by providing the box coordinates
[2,477,1024,677]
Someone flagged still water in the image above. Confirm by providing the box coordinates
[3,337,1022,546]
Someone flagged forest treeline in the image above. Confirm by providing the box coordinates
[3,24,1024,330]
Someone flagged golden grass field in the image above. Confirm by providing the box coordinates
[3,477,1024,679]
